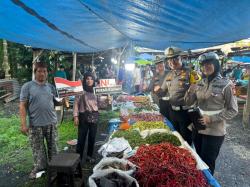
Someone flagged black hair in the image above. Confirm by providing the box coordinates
[83,72,95,93]
[34,62,47,73]
[59,64,65,69]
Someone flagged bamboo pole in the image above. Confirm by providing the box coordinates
[72,52,77,81]
[243,75,250,128]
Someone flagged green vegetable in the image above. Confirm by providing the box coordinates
[145,133,181,146]
[111,129,180,148]
[111,130,146,148]
[131,121,170,131]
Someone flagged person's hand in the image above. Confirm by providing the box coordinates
[74,117,79,127]
[142,84,147,91]
[199,115,211,125]
[188,84,197,93]
[20,125,29,136]
[154,85,161,92]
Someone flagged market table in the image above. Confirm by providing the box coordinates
[108,118,221,187]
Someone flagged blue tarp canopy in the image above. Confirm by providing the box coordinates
[231,56,250,63]
[1,0,250,53]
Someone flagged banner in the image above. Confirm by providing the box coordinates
[99,79,116,87]
[54,77,83,97]
[93,85,122,95]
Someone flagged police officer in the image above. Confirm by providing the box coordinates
[145,56,171,120]
[157,47,200,145]
[184,52,238,175]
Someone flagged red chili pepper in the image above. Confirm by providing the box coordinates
[129,143,208,187]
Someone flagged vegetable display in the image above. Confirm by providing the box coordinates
[111,130,180,148]
[145,132,181,146]
[134,102,158,112]
[117,95,150,103]
[129,113,164,122]
[131,121,170,131]
[111,130,146,148]
[129,143,208,187]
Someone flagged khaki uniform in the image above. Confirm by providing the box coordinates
[162,67,191,107]
[161,67,200,144]
[185,75,238,136]
[148,71,169,104]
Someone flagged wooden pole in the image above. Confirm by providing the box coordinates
[2,40,10,79]
[32,49,43,80]
[243,75,250,128]
[72,52,77,81]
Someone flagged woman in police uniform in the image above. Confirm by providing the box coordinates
[185,52,238,175]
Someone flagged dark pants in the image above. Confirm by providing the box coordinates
[193,132,224,175]
[76,113,97,160]
[159,99,171,121]
[170,109,192,145]
[134,85,140,93]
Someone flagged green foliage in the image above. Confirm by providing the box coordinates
[7,42,33,83]
[0,116,77,170]
[0,110,118,186]
[57,120,77,149]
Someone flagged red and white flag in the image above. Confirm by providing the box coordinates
[54,77,83,98]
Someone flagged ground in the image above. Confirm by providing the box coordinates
[0,100,249,187]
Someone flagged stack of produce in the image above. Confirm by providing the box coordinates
[111,130,146,148]
[116,95,150,103]
[129,113,164,122]
[131,121,170,131]
[111,130,180,148]
[134,102,158,112]
[145,132,181,146]
[132,96,149,103]
[129,143,208,187]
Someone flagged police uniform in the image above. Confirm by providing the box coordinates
[184,52,238,174]
[161,47,200,145]
[161,66,195,145]
[147,58,171,120]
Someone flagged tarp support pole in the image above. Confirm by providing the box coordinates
[2,40,10,79]
[243,75,250,128]
[72,52,77,81]
[32,49,43,80]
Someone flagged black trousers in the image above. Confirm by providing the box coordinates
[170,109,192,145]
[193,132,224,175]
[159,99,171,121]
[76,113,97,160]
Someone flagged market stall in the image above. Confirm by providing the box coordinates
[89,95,221,187]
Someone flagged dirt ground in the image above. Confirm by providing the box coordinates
[214,114,250,187]
[0,101,250,187]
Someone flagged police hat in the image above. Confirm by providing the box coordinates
[154,55,165,64]
[164,47,183,58]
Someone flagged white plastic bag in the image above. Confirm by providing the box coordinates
[89,168,139,187]
[93,157,136,176]
[140,128,170,139]
[98,137,132,157]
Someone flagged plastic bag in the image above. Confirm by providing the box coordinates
[89,169,139,187]
[98,137,132,157]
[140,128,170,139]
[93,157,136,175]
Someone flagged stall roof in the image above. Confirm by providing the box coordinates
[1,0,250,52]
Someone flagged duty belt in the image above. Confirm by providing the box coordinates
[199,108,222,116]
[171,105,190,111]
[162,96,170,101]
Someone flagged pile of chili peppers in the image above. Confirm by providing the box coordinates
[129,143,208,187]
